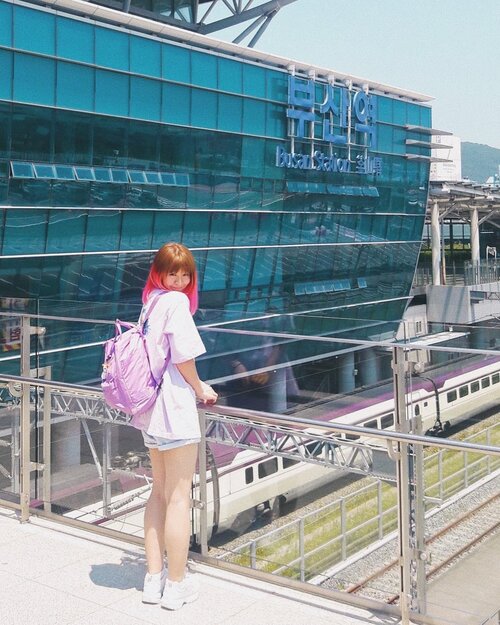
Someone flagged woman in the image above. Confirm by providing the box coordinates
[136,242,217,610]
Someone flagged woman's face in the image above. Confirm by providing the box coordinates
[164,268,191,292]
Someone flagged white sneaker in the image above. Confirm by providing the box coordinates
[161,573,199,610]
[142,567,167,604]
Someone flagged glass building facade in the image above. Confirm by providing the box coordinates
[0,0,434,384]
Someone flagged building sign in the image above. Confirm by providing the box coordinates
[276,75,382,176]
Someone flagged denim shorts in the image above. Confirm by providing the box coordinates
[142,431,200,451]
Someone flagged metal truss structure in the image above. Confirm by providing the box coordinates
[0,382,384,478]
[89,0,299,47]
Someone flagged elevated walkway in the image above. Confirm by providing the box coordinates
[0,506,388,625]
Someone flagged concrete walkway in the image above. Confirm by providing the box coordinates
[0,506,395,625]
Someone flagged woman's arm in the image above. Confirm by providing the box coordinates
[176,359,218,404]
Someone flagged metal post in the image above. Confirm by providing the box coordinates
[299,517,305,582]
[431,200,441,286]
[197,411,209,556]
[102,422,112,516]
[20,316,31,522]
[470,207,480,283]
[340,498,346,560]
[413,415,427,614]
[42,367,52,513]
[392,346,412,624]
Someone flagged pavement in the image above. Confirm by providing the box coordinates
[0,506,395,625]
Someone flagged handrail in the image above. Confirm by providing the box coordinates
[1,372,499,456]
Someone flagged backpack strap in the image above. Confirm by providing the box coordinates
[140,291,165,326]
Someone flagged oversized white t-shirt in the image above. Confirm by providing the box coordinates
[130,289,206,439]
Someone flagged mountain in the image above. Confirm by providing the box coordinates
[461,142,500,183]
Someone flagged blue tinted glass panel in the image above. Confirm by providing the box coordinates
[243,64,266,97]
[46,209,86,253]
[218,94,242,132]
[175,174,190,186]
[130,36,161,77]
[94,167,112,182]
[0,50,12,100]
[202,250,228,291]
[54,165,75,180]
[406,103,420,125]
[128,170,147,183]
[3,210,47,254]
[191,51,217,88]
[266,103,286,138]
[160,173,176,185]
[377,124,393,152]
[191,89,217,129]
[162,44,190,82]
[111,169,128,183]
[182,212,210,247]
[393,128,406,154]
[151,211,184,248]
[377,96,392,123]
[229,249,252,288]
[218,58,242,93]
[34,164,55,178]
[420,106,431,127]
[243,99,266,135]
[120,212,154,249]
[162,83,190,125]
[85,210,120,251]
[11,162,34,178]
[130,77,161,121]
[95,70,129,116]
[95,28,129,71]
[392,100,406,125]
[14,54,55,105]
[75,167,95,181]
[57,17,94,63]
[0,3,12,46]
[266,69,287,102]
[14,6,55,55]
[57,62,94,111]
[252,248,275,286]
[145,171,161,184]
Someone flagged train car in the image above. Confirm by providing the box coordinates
[200,355,500,536]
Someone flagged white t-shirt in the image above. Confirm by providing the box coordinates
[130,289,206,439]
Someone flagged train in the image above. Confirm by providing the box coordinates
[199,355,500,537]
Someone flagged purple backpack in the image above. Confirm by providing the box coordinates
[101,294,164,417]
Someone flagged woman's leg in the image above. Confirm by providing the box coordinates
[144,448,167,574]
[162,443,198,581]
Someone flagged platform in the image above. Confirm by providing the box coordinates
[0,506,387,625]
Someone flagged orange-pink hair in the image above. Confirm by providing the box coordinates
[142,242,198,314]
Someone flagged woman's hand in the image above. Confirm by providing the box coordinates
[197,381,218,405]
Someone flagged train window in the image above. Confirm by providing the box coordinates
[364,419,378,429]
[414,404,420,417]
[245,467,254,484]
[381,414,394,429]
[492,373,500,384]
[344,433,360,440]
[459,385,469,398]
[447,390,457,403]
[481,377,490,389]
[283,457,299,469]
[258,458,278,479]
[471,381,480,393]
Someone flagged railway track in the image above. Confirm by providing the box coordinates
[345,491,500,603]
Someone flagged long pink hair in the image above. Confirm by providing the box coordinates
[142,242,199,314]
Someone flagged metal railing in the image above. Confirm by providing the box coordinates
[0,310,499,625]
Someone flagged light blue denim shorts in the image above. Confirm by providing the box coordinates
[142,431,200,451]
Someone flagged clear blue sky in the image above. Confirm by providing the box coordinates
[217,0,500,149]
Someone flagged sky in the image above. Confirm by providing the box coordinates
[215,0,500,149]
